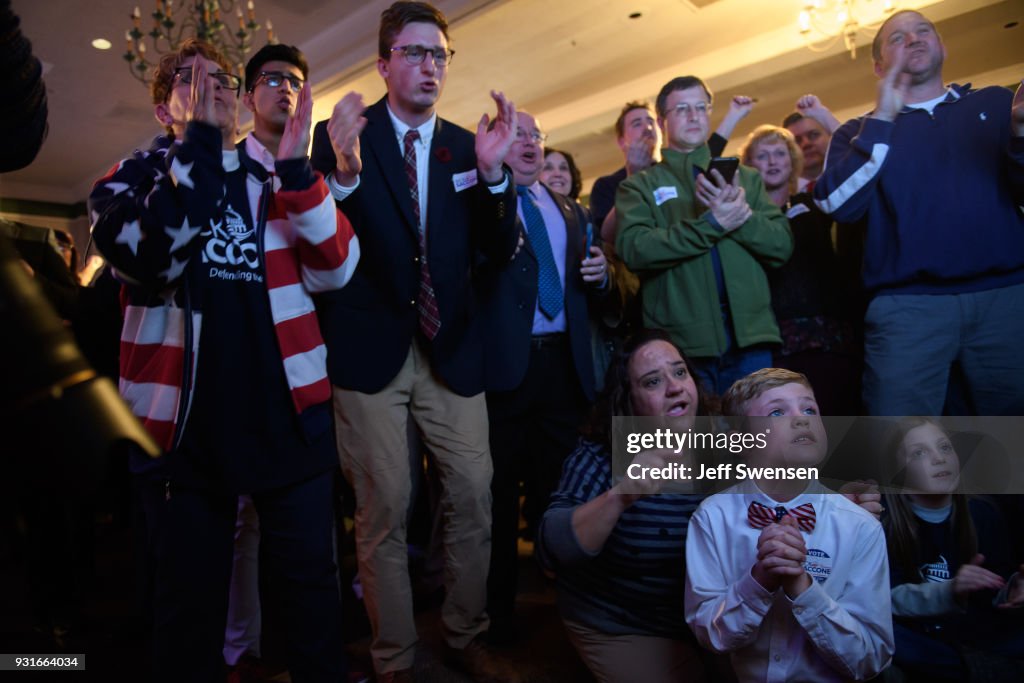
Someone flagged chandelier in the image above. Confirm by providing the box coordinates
[124,0,276,85]
[798,0,897,59]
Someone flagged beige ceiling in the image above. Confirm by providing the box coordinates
[2,0,1021,206]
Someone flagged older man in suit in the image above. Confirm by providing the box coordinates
[310,2,519,681]
[478,111,608,642]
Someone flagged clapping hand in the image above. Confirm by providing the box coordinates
[872,47,911,122]
[326,91,367,186]
[277,82,313,161]
[625,130,658,176]
[476,90,517,184]
[185,58,218,129]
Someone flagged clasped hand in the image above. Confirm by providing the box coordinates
[695,169,751,232]
[752,515,812,597]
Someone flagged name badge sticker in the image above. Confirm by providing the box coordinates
[786,203,811,219]
[653,186,678,206]
[452,169,478,192]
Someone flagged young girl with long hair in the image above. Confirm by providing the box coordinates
[883,417,1024,681]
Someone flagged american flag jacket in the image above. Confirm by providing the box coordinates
[89,122,359,452]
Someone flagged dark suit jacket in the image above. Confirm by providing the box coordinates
[476,183,598,403]
[310,97,518,396]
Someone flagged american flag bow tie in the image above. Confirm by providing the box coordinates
[747,500,815,532]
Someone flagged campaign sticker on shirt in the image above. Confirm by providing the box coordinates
[452,169,478,193]
[653,186,678,206]
[786,203,811,219]
[804,548,833,584]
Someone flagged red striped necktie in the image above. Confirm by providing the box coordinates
[747,500,816,532]
[403,128,440,340]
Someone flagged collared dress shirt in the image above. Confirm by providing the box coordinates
[685,480,894,682]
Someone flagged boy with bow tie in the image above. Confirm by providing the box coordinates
[684,368,894,682]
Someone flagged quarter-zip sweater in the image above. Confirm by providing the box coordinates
[814,83,1024,297]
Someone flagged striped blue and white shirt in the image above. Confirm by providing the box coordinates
[537,439,704,638]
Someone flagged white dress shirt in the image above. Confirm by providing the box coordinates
[685,480,894,682]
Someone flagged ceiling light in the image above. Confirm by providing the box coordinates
[798,0,898,59]
[92,38,113,50]
[123,1,276,86]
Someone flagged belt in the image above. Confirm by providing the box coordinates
[530,332,567,350]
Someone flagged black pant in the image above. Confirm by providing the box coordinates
[137,469,345,683]
[485,336,588,619]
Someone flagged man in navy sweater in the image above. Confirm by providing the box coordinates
[815,9,1024,416]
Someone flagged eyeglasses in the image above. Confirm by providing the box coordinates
[515,128,547,144]
[251,70,304,93]
[390,44,455,67]
[172,67,242,93]
[668,102,711,118]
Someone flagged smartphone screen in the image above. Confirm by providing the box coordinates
[708,157,739,184]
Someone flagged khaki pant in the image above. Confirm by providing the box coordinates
[334,340,492,673]
[564,619,707,683]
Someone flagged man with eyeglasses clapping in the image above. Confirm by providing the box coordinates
[310,2,521,681]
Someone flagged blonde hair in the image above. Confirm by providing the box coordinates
[739,125,803,195]
[150,39,234,136]
[721,367,813,417]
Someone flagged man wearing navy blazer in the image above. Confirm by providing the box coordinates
[309,2,520,681]
[477,111,608,641]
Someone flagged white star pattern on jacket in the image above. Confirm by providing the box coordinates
[106,182,132,196]
[114,219,143,255]
[166,214,201,252]
[159,254,188,282]
[170,157,194,189]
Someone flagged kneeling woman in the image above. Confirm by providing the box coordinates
[536,329,713,683]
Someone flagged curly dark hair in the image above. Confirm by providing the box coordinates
[580,329,713,449]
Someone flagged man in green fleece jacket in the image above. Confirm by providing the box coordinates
[615,75,793,395]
